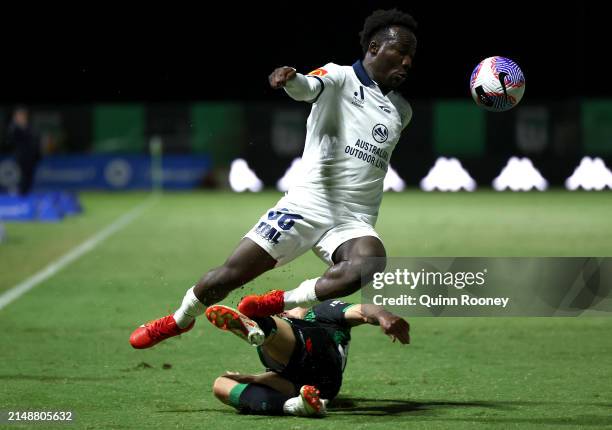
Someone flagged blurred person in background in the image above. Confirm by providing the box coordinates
[5,106,41,195]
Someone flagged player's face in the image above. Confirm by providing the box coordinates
[14,109,29,127]
[371,26,415,90]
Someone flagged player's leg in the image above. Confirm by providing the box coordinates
[239,234,386,316]
[129,238,276,349]
[253,315,301,365]
[213,371,296,403]
[212,374,291,415]
[213,373,326,416]
[173,237,277,327]
[205,305,296,364]
[17,158,35,195]
[313,235,386,300]
[193,238,277,305]
[207,308,328,416]
[130,197,322,349]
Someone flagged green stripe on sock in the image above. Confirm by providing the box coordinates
[229,383,249,408]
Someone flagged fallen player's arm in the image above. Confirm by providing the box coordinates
[344,304,410,344]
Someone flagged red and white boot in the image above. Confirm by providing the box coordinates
[237,290,285,318]
[206,305,265,346]
[283,385,327,417]
[129,315,194,349]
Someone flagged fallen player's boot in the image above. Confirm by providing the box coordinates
[283,385,327,417]
[205,305,265,346]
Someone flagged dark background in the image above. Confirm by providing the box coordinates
[0,2,601,104]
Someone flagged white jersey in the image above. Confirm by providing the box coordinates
[284,61,412,226]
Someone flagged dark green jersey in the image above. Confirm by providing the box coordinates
[256,299,355,398]
[288,299,354,371]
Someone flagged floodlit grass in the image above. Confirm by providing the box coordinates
[1,191,611,429]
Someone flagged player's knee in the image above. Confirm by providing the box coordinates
[327,256,387,296]
[362,254,387,281]
[340,278,363,296]
[351,254,386,286]
[345,237,387,282]
[213,377,231,403]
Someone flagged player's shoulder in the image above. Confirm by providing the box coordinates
[306,62,348,85]
[388,92,413,126]
[388,91,411,112]
[307,62,343,74]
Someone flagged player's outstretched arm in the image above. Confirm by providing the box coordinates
[269,66,322,102]
[344,304,410,344]
[269,66,297,89]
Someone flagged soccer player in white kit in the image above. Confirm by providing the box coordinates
[130,9,415,349]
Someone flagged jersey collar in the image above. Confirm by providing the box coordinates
[352,60,376,87]
[352,60,394,97]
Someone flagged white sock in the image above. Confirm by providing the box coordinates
[173,286,205,328]
[282,396,304,416]
[283,278,319,308]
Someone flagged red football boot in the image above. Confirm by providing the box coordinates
[129,315,194,349]
[283,385,327,417]
[237,290,285,318]
[205,305,265,346]
[300,385,326,415]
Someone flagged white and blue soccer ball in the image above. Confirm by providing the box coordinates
[470,56,525,112]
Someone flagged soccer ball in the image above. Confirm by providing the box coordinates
[470,56,525,112]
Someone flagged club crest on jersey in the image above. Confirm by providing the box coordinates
[352,86,365,108]
[372,124,389,143]
[308,68,328,76]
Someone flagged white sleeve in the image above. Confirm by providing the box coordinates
[284,73,323,102]
[307,63,345,88]
[284,62,345,103]
[402,103,413,130]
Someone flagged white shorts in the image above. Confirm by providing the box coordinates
[244,196,381,266]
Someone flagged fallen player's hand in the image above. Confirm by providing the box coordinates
[222,372,256,383]
[378,313,410,344]
[269,67,297,89]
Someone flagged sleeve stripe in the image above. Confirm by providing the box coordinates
[307,75,325,103]
[342,303,357,312]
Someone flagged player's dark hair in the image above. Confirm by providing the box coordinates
[360,9,418,54]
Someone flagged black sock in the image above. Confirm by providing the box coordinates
[253,317,277,338]
[233,383,290,415]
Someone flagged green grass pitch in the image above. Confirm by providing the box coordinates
[1,191,611,429]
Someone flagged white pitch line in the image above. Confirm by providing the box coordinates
[0,197,156,310]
